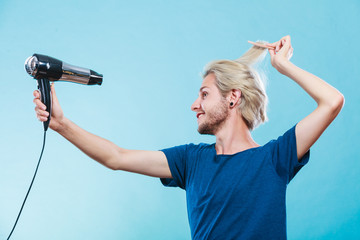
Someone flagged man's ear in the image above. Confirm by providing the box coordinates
[229,89,241,107]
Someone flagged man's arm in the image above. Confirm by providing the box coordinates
[267,36,344,159]
[34,85,172,178]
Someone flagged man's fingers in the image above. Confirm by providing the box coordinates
[37,115,48,122]
[276,42,281,52]
[33,97,46,110]
[35,106,49,122]
[33,87,53,122]
[33,90,40,98]
[268,48,275,58]
[35,106,49,116]
[33,98,46,110]
[279,37,292,55]
[283,35,291,42]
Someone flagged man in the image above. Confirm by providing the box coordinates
[34,36,344,239]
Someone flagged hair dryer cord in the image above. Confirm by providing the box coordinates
[6,131,47,240]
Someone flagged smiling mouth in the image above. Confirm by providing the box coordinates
[197,113,205,119]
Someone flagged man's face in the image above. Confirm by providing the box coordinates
[191,73,229,135]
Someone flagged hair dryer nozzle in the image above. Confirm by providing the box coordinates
[89,70,103,85]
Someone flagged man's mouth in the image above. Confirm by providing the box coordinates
[197,113,205,119]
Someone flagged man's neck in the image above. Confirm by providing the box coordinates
[214,114,259,155]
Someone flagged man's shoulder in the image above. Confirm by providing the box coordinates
[175,143,215,152]
[188,142,213,148]
[161,142,214,153]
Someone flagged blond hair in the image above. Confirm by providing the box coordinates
[203,41,268,131]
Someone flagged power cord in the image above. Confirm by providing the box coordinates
[6,130,47,240]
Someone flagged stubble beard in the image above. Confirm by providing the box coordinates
[198,99,229,135]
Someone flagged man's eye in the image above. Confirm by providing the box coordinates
[202,92,208,98]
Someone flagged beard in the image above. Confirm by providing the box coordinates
[198,99,229,135]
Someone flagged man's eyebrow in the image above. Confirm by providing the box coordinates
[199,86,209,92]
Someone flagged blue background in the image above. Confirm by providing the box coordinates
[0,0,359,239]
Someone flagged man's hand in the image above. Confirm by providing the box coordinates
[33,84,65,132]
[267,35,294,75]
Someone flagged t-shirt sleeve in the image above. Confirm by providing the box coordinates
[159,144,188,190]
[271,124,310,184]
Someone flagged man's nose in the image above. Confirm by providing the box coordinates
[191,97,200,112]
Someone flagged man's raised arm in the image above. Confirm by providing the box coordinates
[267,36,344,159]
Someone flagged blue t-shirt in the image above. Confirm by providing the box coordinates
[160,124,310,240]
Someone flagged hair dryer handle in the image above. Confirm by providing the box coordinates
[37,78,52,131]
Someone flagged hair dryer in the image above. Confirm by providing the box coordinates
[25,53,103,131]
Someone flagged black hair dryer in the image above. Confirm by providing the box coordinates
[25,54,103,131]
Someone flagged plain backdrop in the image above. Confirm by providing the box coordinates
[0,0,359,239]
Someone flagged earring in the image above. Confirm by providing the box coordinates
[230,102,234,107]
